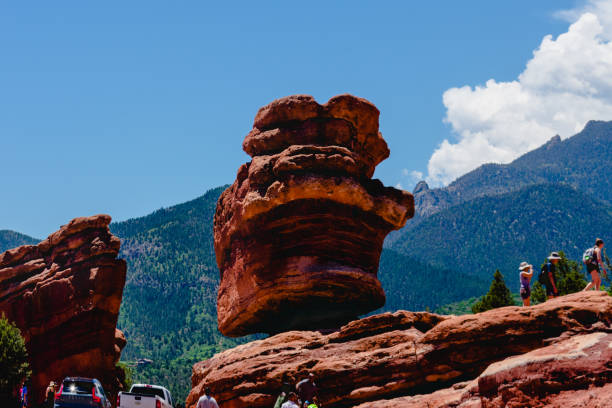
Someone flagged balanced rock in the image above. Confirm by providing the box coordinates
[214,94,414,336]
[186,292,612,408]
[0,215,127,404]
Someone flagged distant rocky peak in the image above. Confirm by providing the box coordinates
[413,180,430,195]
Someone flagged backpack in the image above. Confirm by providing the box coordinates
[583,247,596,264]
[539,263,550,285]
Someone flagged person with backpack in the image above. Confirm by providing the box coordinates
[518,262,533,306]
[540,252,561,299]
[583,238,607,292]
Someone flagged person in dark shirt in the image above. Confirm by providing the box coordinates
[44,381,56,408]
[296,373,318,405]
[542,252,561,299]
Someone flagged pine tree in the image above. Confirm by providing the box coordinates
[530,281,546,304]
[555,251,588,295]
[0,314,30,401]
[471,270,515,313]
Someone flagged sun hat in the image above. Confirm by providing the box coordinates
[548,252,562,260]
[518,261,531,271]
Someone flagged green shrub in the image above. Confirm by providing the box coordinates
[0,314,30,399]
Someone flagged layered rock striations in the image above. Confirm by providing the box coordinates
[186,292,612,408]
[0,215,127,404]
[214,94,414,336]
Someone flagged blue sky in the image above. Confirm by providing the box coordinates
[0,1,593,237]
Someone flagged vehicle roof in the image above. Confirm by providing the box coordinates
[62,377,98,382]
[131,384,170,391]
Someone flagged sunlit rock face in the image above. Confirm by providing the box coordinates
[0,215,127,404]
[214,94,414,337]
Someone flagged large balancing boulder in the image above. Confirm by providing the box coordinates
[214,94,414,336]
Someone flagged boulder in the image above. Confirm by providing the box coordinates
[0,215,126,404]
[215,94,413,336]
[186,292,612,408]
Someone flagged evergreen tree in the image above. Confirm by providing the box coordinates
[0,315,30,402]
[555,251,588,294]
[471,270,515,313]
[530,281,546,304]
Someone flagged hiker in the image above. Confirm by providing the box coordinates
[44,381,56,408]
[296,373,318,405]
[196,387,219,408]
[274,377,293,408]
[281,392,300,408]
[540,252,561,299]
[583,238,608,291]
[519,262,533,306]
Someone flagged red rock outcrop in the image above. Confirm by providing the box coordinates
[0,215,127,404]
[214,94,414,336]
[186,292,612,408]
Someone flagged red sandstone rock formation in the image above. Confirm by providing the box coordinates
[214,94,414,336]
[186,292,612,408]
[0,215,126,404]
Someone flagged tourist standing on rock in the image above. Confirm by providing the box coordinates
[196,387,219,408]
[281,392,300,408]
[519,262,533,306]
[540,252,561,299]
[296,373,318,405]
[584,238,608,292]
[44,381,56,408]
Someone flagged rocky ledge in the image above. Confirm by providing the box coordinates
[0,215,127,404]
[214,94,414,337]
[186,291,612,408]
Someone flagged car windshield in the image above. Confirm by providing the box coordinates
[131,386,165,399]
[62,380,93,395]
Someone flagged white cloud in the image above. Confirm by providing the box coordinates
[427,2,612,186]
[397,169,424,191]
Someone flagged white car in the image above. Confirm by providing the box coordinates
[117,384,173,408]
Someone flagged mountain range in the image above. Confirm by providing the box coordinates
[387,120,612,289]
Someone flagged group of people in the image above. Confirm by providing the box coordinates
[12,379,57,408]
[518,238,608,307]
[197,374,320,408]
[274,373,320,408]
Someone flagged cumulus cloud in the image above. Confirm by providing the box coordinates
[427,1,612,186]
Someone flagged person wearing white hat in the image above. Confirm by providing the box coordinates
[518,262,533,306]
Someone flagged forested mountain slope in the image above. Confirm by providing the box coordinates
[392,183,612,290]
[0,230,38,252]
